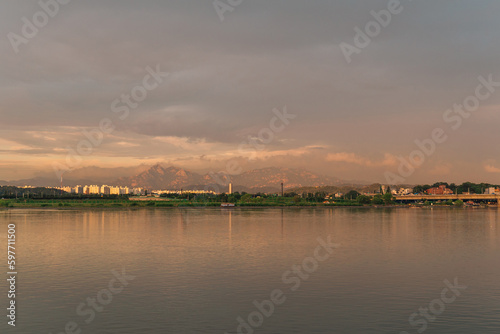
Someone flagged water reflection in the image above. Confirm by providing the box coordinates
[0,207,499,333]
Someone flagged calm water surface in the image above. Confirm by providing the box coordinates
[1,207,499,333]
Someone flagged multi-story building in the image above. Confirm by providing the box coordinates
[398,188,413,196]
[485,187,500,195]
[132,188,144,195]
[100,185,111,195]
[426,185,454,195]
[88,185,100,194]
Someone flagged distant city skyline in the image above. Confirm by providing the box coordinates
[1,1,500,184]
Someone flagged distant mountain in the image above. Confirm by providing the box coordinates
[4,165,153,188]
[115,165,342,192]
[62,165,150,181]
[290,183,416,195]
[290,184,382,195]
[4,164,345,192]
[8,176,93,188]
[231,167,342,191]
[115,165,204,189]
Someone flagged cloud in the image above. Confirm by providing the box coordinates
[1,1,500,183]
[484,164,500,173]
[326,152,397,167]
[429,163,452,176]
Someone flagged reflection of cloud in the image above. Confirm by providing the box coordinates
[326,152,397,167]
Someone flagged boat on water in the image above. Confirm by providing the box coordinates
[221,203,235,207]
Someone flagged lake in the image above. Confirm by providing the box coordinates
[1,207,499,333]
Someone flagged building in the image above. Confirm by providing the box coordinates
[100,185,111,195]
[485,187,500,195]
[88,185,100,194]
[74,185,84,194]
[132,188,145,196]
[398,188,413,196]
[153,189,215,195]
[57,186,72,193]
[426,185,453,195]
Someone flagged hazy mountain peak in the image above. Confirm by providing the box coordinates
[5,164,344,192]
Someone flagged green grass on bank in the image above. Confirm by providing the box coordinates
[0,198,490,209]
[0,198,367,208]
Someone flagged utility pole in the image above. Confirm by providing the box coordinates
[281,183,284,197]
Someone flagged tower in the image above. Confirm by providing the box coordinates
[229,182,233,194]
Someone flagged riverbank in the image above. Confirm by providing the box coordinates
[0,198,496,209]
[0,198,362,208]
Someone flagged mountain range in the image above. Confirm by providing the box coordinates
[2,164,346,192]
[115,165,344,192]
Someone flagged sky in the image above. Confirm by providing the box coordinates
[1,0,499,184]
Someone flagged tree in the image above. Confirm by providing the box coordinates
[315,192,327,200]
[220,193,228,202]
[241,194,253,203]
[431,182,449,188]
[413,185,431,194]
[454,199,464,207]
[383,192,394,205]
[372,194,384,205]
[357,195,372,205]
[344,190,360,200]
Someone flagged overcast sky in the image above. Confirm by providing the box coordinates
[1,0,499,184]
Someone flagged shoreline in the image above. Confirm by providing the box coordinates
[1,197,498,210]
[1,204,498,210]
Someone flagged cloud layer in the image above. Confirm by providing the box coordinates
[1,0,500,183]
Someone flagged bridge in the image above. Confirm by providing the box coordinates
[395,194,500,206]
